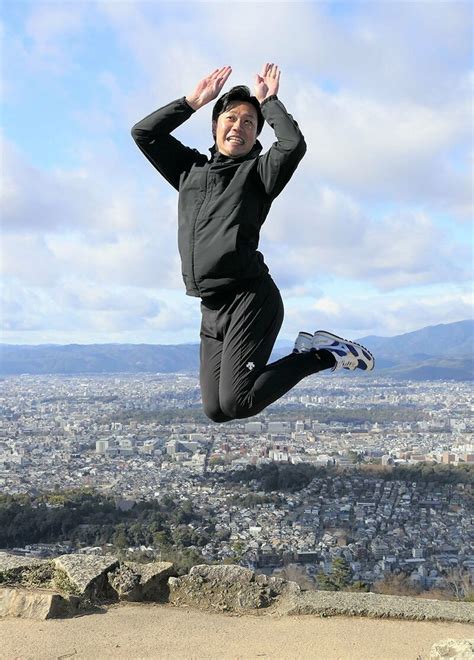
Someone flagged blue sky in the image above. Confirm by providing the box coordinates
[1,0,472,344]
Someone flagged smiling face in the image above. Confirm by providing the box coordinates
[213,101,258,158]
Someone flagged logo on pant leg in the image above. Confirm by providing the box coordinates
[246,361,255,371]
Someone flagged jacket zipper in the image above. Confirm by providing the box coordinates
[190,168,212,292]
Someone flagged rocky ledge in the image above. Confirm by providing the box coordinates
[169,564,299,611]
[0,552,473,624]
[0,552,175,618]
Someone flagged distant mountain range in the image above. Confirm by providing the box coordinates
[357,320,473,381]
[0,320,472,381]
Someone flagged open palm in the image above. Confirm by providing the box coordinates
[254,63,281,103]
[186,66,232,110]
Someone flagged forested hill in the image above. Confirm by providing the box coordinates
[0,320,472,381]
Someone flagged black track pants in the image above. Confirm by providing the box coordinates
[199,275,334,423]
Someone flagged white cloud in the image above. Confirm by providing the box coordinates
[98,2,216,99]
[1,279,201,343]
[47,231,182,290]
[1,136,184,290]
[1,234,60,287]
[261,184,469,291]
[1,138,101,233]
[293,87,472,217]
[57,279,160,316]
[348,1,472,104]
[1,0,471,344]
[1,281,52,332]
[280,285,473,341]
[22,2,86,73]
[165,1,471,106]
[3,275,470,345]
[102,2,472,218]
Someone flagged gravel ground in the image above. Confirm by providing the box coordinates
[0,602,473,660]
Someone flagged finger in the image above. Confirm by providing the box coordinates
[217,67,232,85]
[211,66,231,80]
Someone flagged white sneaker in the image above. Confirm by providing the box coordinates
[312,330,375,372]
[293,331,313,353]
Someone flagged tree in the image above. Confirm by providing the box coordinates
[112,525,128,549]
[231,540,246,560]
[153,530,171,549]
[331,557,353,589]
[317,571,337,591]
[171,525,196,548]
[443,567,473,601]
[317,557,353,591]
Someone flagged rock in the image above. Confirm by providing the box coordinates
[52,554,119,601]
[169,564,300,612]
[1,554,175,607]
[108,563,141,600]
[191,564,254,585]
[277,590,474,623]
[108,561,175,602]
[0,553,48,571]
[0,587,81,620]
[430,639,474,659]
[131,561,175,601]
[0,554,49,585]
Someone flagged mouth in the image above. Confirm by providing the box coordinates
[227,136,244,146]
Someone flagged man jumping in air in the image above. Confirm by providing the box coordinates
[132,63,374,423]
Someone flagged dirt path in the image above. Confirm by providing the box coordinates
[1,603,473,659]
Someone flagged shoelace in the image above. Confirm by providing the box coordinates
[335,353,358,370]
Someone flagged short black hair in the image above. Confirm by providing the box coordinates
[212,85,264,135]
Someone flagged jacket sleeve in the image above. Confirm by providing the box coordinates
[257,96,307,200]
[131,97,207,191]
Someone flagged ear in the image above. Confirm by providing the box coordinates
[212,119,217,140]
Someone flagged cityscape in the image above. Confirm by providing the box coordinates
[0,373,472,595]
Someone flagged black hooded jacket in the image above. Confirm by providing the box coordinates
[131,95,306,298]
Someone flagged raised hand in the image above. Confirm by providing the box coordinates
[254,63,281,103]
[185,66,232,111]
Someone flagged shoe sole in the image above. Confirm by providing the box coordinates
[313,330,375,371]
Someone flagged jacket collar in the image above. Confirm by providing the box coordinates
[209,140,263,163]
